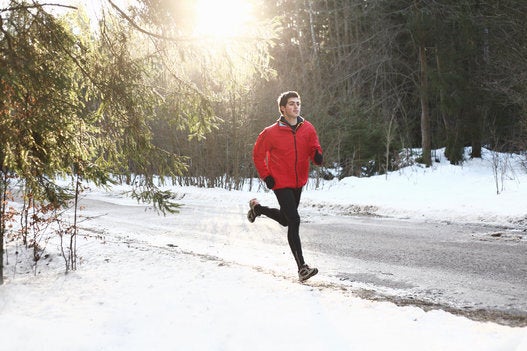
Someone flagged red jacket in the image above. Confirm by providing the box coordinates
[253,117,322,189]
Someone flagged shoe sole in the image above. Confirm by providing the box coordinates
[247,209,256,223]
[247,199,259,223]
[299,268,318,282]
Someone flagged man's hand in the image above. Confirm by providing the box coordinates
[264,176,275,189]
[314,150,323,165]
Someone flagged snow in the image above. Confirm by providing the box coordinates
[1,148,527,350]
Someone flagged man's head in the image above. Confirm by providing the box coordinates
[277,91,301,117]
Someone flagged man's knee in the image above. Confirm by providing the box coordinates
[287,215,300,227]
[279,214,300,227]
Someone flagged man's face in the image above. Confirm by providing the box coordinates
[281,97,301,118]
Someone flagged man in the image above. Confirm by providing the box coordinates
[248,91,323,282]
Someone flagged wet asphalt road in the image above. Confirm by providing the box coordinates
[300,215,527,326]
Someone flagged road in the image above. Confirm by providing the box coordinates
[299,213,527,327]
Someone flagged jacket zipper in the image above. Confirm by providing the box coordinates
[292,121,303,188]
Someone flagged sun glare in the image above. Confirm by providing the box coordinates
[193,0,254,38]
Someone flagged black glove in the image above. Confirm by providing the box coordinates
[314,150,323,165]
[264,176,275,189]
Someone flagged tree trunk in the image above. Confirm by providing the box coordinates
[419,45,432,166]
[0,172,6,285]
[306,0,318,64]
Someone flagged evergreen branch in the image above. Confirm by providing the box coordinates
[0,3,77,13]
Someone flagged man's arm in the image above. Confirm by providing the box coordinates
[314,149,323,165]
[252,130,271,179]
[310,126,323,166]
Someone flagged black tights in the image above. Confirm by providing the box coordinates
[255,187,304,269]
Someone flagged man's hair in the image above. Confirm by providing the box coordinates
[277,91,300,113]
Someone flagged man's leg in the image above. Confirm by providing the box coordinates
[252,201,288,226]
[273,188,304,269]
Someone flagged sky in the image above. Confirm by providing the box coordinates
[0,147,526,350]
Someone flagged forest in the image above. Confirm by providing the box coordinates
[1,0,527,281]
